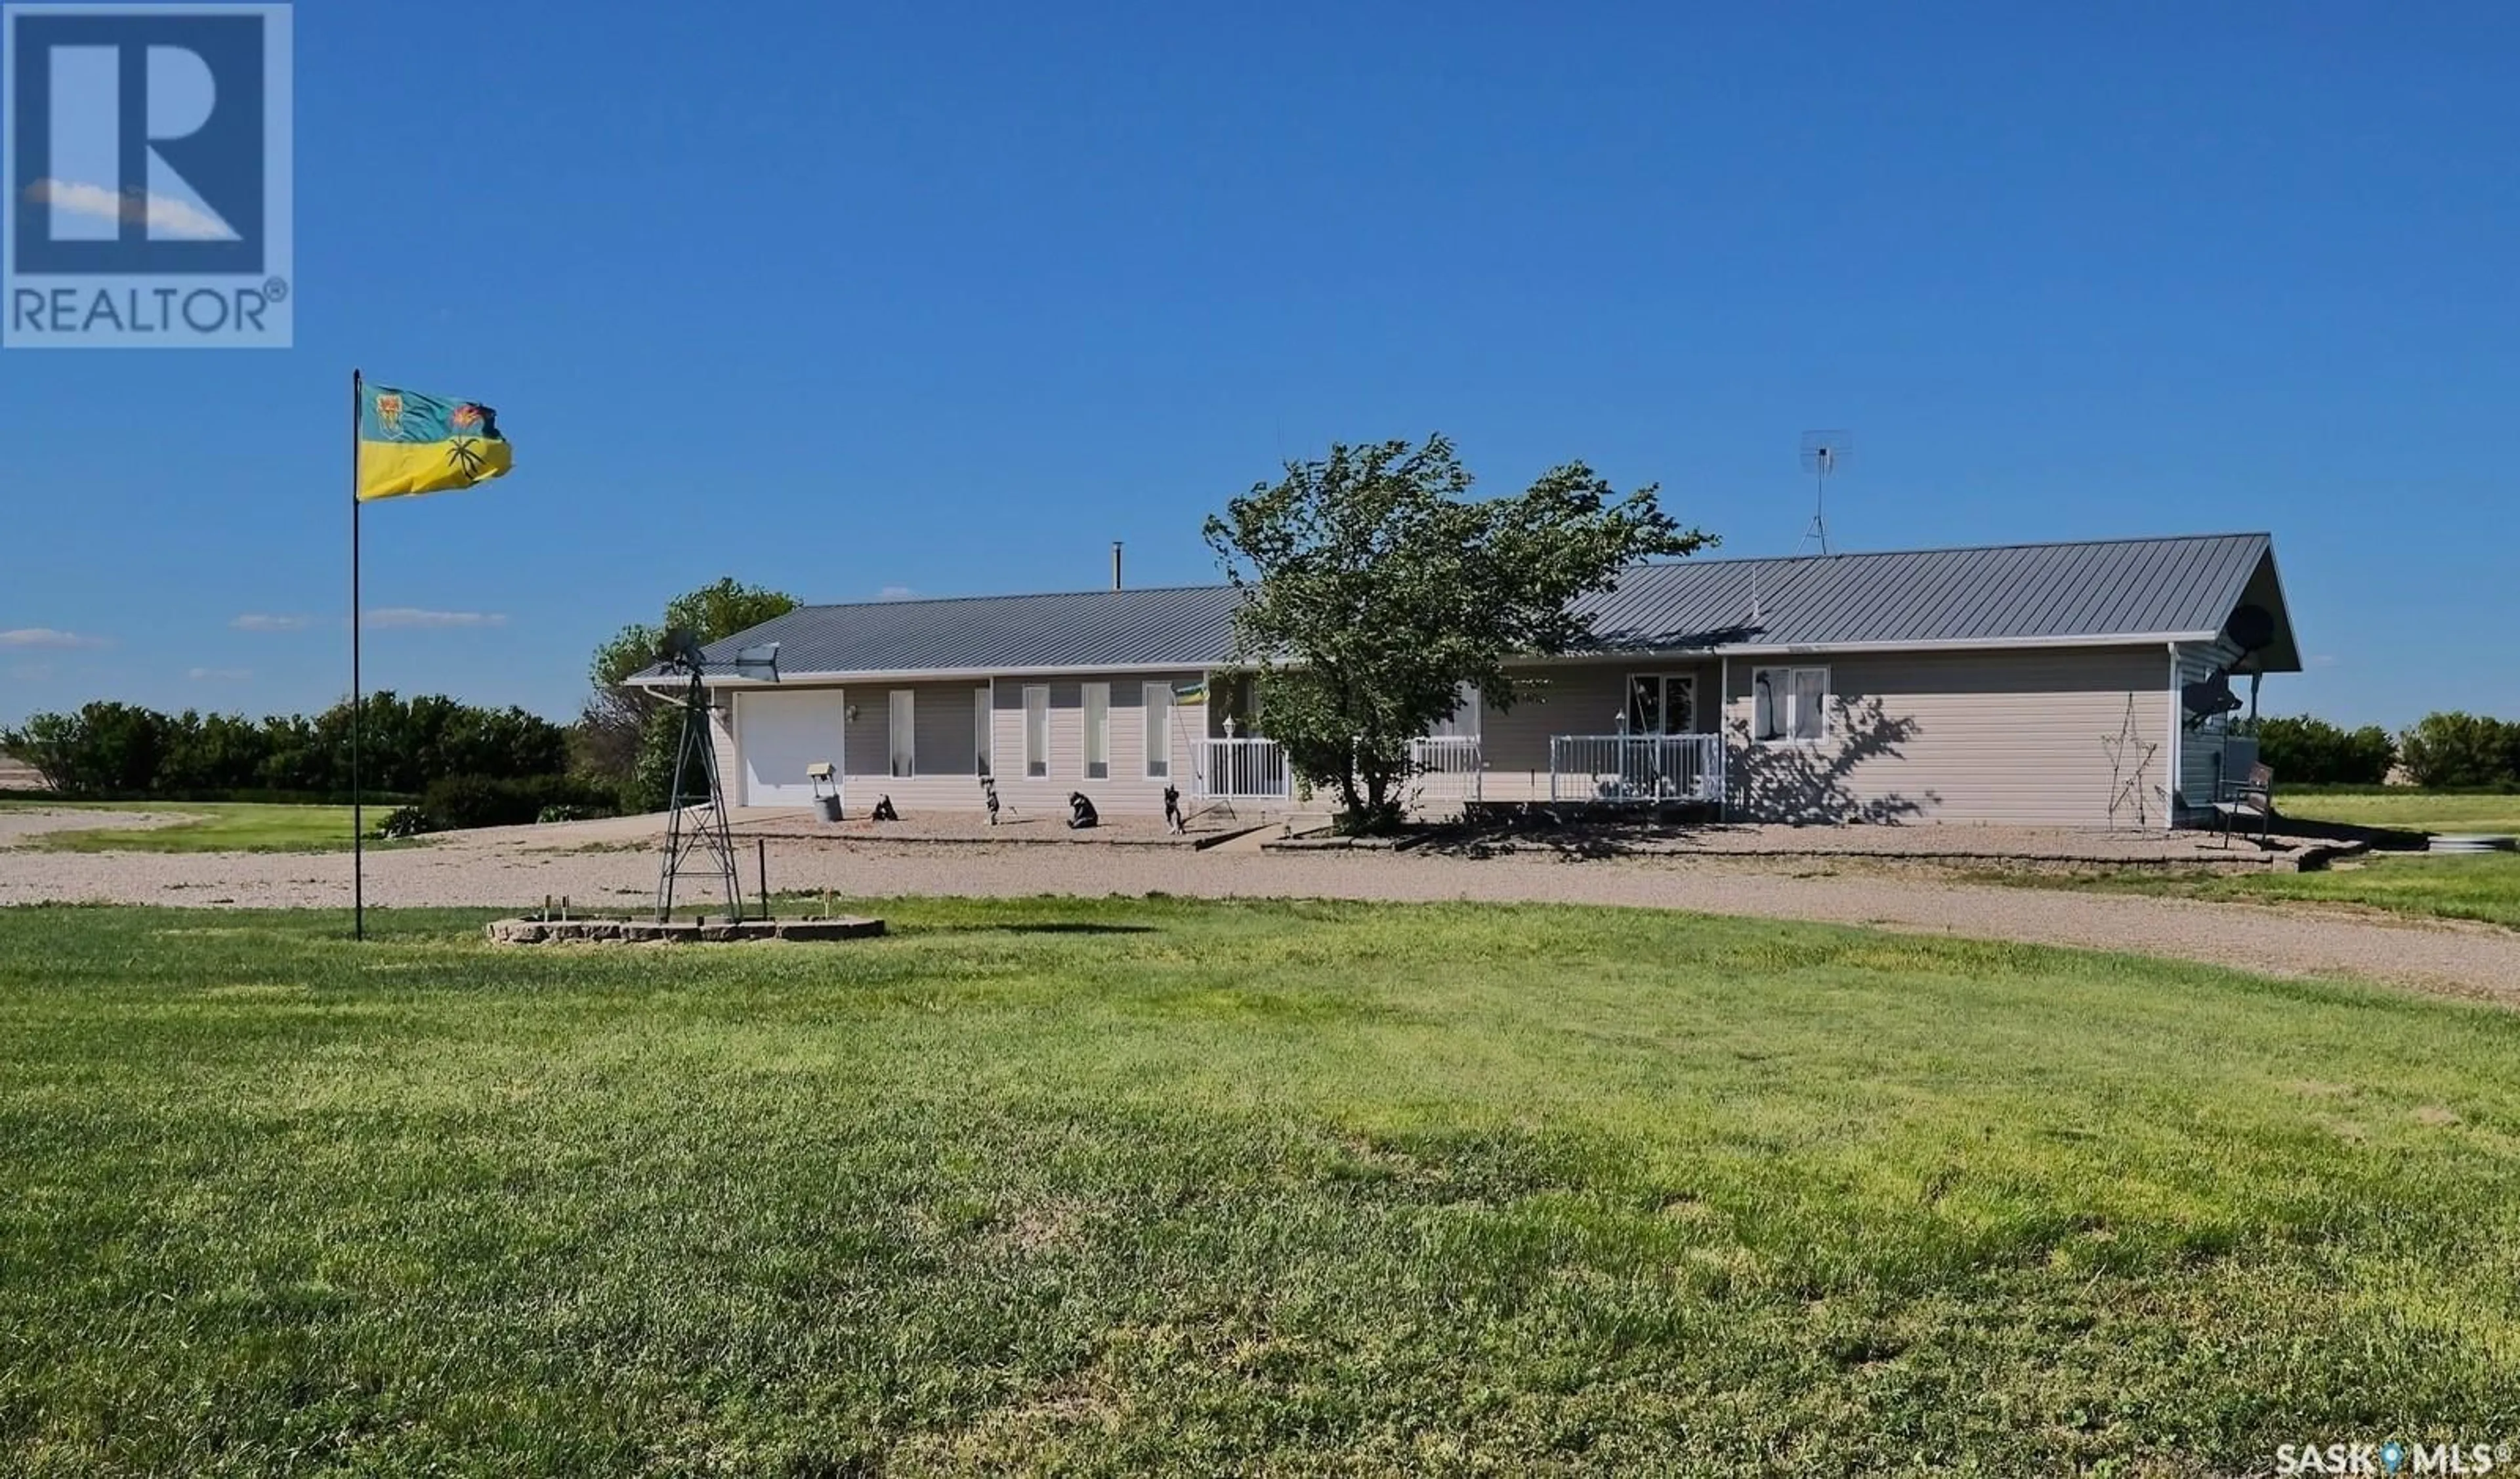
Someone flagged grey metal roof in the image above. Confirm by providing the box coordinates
[1577,531,2297,669]
[672,532,2296,680]
[680,583,1244,678]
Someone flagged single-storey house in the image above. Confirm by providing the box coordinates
[643,531,2298,829]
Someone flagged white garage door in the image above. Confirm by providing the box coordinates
[737,689,845,806]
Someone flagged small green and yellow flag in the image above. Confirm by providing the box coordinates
[357,383,514,501]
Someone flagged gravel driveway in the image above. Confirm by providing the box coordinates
[3,814,2516,1002]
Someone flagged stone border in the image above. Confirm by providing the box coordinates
[486,916,884,945]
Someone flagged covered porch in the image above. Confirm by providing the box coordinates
[1189,659,1734,810]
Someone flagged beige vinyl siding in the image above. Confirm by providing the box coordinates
[1476,663,1625,781]
[1721,646,2174,826]
[842,691,889,778]
[981,671,1203,815]
[709,696,740,798]
[2174,640,2243,820]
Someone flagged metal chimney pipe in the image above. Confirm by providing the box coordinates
[1111,541,1123,591]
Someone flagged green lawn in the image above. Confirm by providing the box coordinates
[0,799,369,852]
[2007,852,2520,932]
[2279,789,2520,835]
[3,902,2517,1474]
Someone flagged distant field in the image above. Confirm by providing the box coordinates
[2279,789,2520,835]
[3,898,2518,1474]
[1996,851,2520,932]
[0,799,368,853]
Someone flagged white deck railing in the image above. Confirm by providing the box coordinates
[1408,736,1484,806]
[1192,737,1293,800]
[1547,734,1725,804]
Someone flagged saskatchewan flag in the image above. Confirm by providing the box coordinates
[357,384,514,502]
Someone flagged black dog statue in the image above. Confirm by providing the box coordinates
[1066,791,1099,830]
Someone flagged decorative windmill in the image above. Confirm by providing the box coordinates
[652,630,779,921]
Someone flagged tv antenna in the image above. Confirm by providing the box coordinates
[652,629,780,921]
[1797,430,1849,555]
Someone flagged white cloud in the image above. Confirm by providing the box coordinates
[363,608,507,630]
[2310,654,2339,669]
[232,613,312,633]
[188,667,252,682]
[9,663,54,682]
[875,585,917,601]
[24,178,237,241]
[0,628,107,650]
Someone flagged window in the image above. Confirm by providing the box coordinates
[1083,682,1110,779]
[1752,666,1829,743]
[1429,682,1482,740]
[889,689,915,776]
[1143,682,1172,778]
[1023,685,1049,777]
[1625,674,1693,735]
[975,686,991,776]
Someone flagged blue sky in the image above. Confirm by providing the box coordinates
[3,0,2513,730]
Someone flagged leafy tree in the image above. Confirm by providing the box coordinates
[158,711,274,791]
[1,711,87,791]
[2,696,567,797]
[627,705,688,813]
[0,702,168,793]
[2246,715,2397,786]
[1204,435,1710,828]
[2399,711,2517,789]
[578,577,798,783]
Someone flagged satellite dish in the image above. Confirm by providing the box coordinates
[2225,604,2276,655]
[2181,671,2242,724]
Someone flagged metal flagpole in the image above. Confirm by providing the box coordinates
[350,368,365,941]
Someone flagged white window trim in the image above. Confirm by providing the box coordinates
[1751,665,1831,746]
[1143,682,1173,780]
[975,685,991,777]
[1022,684,1049,778]
[1083,682,1110,780]
[889,688,916,777]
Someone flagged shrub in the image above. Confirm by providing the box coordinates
[1,695,570,797]
[2399,712,2517,789]
[377,806,436,839]
[420,774,623,833]
[627,705,689,813]
[2248,715,2397,786]
[536,803,606,825]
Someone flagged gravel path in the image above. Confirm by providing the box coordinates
[3,831,2515,1002]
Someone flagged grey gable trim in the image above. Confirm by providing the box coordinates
[665,531,2296,681]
